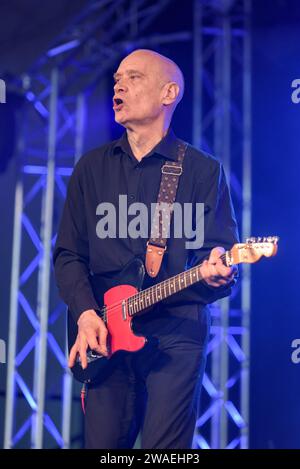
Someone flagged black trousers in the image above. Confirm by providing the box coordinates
[84,306,210,449]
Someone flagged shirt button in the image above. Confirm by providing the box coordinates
[130,194,135,200]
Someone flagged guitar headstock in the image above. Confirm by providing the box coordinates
[228,236,279,265]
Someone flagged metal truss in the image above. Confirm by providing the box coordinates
[4,68,82,449]
[4,0,251,449]
[192,0,252,449]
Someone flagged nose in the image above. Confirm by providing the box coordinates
[114,80,128,94]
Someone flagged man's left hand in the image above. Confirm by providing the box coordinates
[200,247,237,288]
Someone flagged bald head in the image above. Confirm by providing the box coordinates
[123,49,185,106]
[113,49,185,129]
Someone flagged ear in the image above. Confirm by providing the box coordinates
[161,82,179,106]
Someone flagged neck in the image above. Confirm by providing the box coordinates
[126,121,170,161]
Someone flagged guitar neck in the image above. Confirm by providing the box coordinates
[101,237,278,320]
[127,251,230,317]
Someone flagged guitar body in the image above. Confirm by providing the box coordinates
[104,284,147,354]
[68,258,147,383]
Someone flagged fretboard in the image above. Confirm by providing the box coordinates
[126,263,204,317]
[125,249,230,316]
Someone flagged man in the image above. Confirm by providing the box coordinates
[53,49,239,449]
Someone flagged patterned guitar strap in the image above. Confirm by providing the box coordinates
[145,141,188,277]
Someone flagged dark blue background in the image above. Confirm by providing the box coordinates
[0,0,299,448]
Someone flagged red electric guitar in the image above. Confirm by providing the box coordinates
[68,236,279,383]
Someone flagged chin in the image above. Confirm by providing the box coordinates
[114,111,125,122]
[115,115,129,126]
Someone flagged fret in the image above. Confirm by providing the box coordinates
[154,286,157,304]
[179,274,183,289]
[163,280,166,299]
[145,290,149,308]
[166,280,170,297]
[192,268,197,283]
[134,297,138,314]
[175,276,179,293]
[191,269,195,284]
[140,293,144,309]
[130,298,133,315]
[184,272,187,287]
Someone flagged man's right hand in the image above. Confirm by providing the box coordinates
[68,309,108,370]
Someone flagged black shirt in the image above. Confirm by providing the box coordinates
[53,129,239,323]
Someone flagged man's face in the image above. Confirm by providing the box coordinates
[113,52,165,127]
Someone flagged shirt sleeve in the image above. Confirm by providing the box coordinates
[53,161,100,323]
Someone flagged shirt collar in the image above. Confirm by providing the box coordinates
[112,128,179,161]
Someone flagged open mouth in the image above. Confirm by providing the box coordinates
[113,97,124,110]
